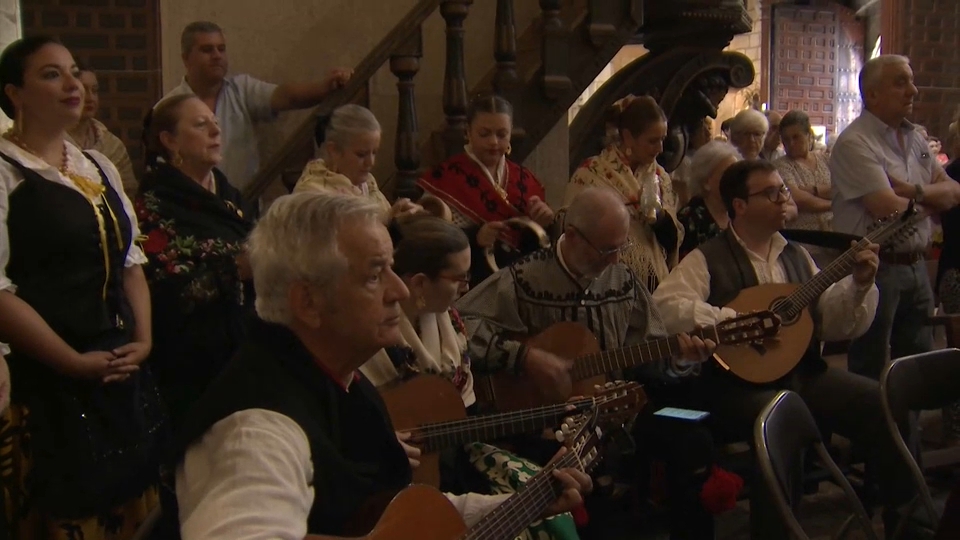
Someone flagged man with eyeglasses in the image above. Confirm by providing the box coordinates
[456,186,723,539]
[653,159,918,538]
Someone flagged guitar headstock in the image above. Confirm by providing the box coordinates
[555,410,604,475]
[866,200,924,247]
[715,310,781,345]
[592,381,648,427]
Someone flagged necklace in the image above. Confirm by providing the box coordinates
[3,129,125,303]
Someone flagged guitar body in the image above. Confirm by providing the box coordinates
[476,322,608,412]
[719,283,814,384]
[307,484,466,540]
[380,375,465,487]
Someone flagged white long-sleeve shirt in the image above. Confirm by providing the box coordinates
[651,230,878,343]
[176,409,509,540]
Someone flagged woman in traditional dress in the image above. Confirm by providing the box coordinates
[294,104,420,222]
[67,65,138,199]
[136,94,252,430]
[677,140,742,259]
[565,95,683,292]
[0,36,164,540]
[360,215,580,540]
[418,95,555,287]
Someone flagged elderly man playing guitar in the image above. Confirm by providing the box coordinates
[456,186,728,539]
[163,192,591,540]
[652,159,917,538]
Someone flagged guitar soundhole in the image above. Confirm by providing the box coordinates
[770,296,800,326]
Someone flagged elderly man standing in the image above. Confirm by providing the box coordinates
[165,192,591,539]
[159,21,352,194]
[830,54,960,380]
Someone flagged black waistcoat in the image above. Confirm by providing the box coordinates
[0,151,134,388]
[170,318,413,537]
[698,229,826,381]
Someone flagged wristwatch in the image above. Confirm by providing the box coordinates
[914,183,926,204]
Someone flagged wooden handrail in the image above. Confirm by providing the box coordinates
[243,0,444,203]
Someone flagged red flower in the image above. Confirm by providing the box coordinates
[143,229,170,254]
[700,466,744,515]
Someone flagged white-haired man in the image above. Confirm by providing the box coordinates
[159,21,353,193]
[166,192,591,539]
[831,54,960,380]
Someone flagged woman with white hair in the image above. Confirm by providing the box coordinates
[294,104,419,222]
[728,108,768,160]
[676,140,741,258]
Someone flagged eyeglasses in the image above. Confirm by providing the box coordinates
[747,184,792,203]
[571,225,634,258]
[438,273,471,286]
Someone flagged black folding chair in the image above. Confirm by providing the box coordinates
[754,390,878,540]
[880,348,960,539]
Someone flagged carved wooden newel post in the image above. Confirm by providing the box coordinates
[494,0,524,142]
[440,0,473,159]
[390,27,424,199]
[539,0,572,100]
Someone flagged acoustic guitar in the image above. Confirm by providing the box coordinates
[307,409,605,540]
[474,312,780,412]
[381,375,644,487]
[717,204,925,384]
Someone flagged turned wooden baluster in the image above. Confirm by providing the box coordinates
[440,0,474,159]
[390,27,424,200]
[494,0,525,141]
[587,0,618,48]
[539,0,572,100]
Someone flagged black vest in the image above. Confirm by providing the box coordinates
[0,152,133,354]
[168,319,412,537]
[698,229,826,379]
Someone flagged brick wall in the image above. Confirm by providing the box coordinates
[21,0,161,172]
[884,0,960,141]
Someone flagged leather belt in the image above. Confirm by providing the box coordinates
[879,250,925,265]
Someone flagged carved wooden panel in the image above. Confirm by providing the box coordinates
[835,3,865,136]
[770,5,838,133]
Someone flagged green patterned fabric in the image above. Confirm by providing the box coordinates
[467,443,580,540]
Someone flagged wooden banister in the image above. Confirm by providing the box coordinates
[242,0,444,203]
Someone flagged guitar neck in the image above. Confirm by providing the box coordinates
[411,399,593,452]
[569,326,720,381]
[463,452,582,540]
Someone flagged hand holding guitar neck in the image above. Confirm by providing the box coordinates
[850,241,880,285]
[543,447,593,518]
[395,431,421,469]
[676,333,718,365]
[523,347,574,402]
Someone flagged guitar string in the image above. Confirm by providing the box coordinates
[410,398,596,440]
[463,451,584,540]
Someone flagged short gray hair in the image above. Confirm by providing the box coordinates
[729,109,769,136]
[247,192,384,325]
[859,54,910,96]
[322,104,381,156]
[688,140,742,197]
[181,21,223,56]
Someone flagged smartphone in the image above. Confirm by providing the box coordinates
[653,407,711,422]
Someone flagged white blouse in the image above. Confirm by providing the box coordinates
[0,138,147,355]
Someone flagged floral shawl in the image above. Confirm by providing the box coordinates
[418,151,546,250]
[293,158,391,215]
[135,162,252,424]
[565,146,683,291]
[360,308,475,407]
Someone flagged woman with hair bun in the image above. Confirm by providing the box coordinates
[418,94,555,287]
[565,95,683,292]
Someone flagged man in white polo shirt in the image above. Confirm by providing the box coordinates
[158,21,352,194]
[830,54,960,380]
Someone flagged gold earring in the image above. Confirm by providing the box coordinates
[416,295,426,310]
[624,147,632,157]
[173,151,184,167]
[506,143,512,156]
[13,108,23,136]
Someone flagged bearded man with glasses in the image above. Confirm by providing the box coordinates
[456,186,725,539]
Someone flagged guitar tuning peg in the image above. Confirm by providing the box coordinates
[555,429,565,443]
[593,384,602,392]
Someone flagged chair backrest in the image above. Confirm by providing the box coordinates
[755,391,879,540]
[882,348,960,413]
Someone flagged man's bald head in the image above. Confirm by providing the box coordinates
[565,187,629,236]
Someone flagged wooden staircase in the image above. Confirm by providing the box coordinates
[243,0,757,205]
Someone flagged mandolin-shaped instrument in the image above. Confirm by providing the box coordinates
[716,203,925,384]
